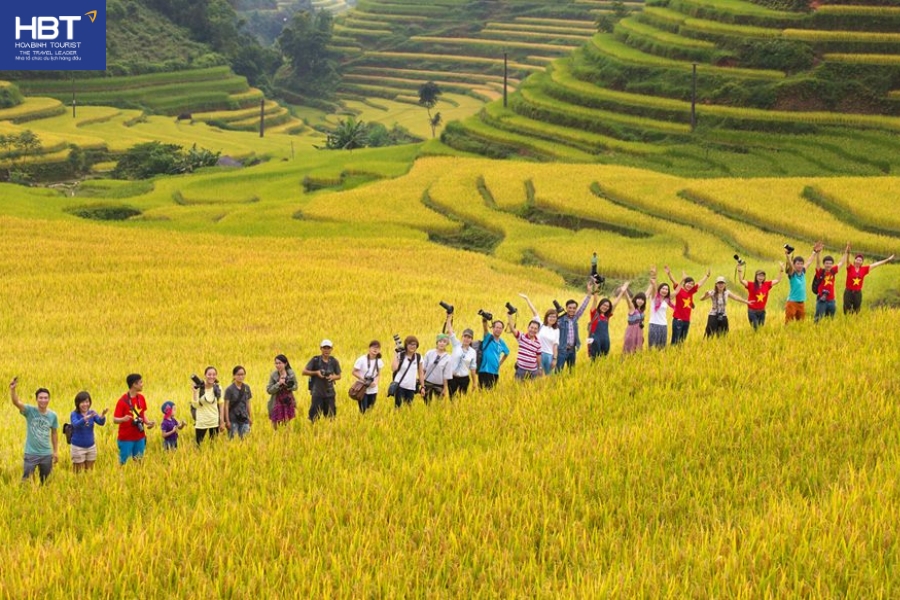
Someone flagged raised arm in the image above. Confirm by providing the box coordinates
[611,282,630,309]
[621,282,634,310]
[871,254,896,270]
[695,268,712,289]
[769,262,784,286]
[445,313,455,337]
[518,293,540,319]
[9,378,24,413]
[736,263,749,288]
[785,247,795,275]
[808,241,824,270]
[663,265,679,288]
[836,242,851,269]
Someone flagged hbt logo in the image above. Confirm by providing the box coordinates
[15,11,98,41]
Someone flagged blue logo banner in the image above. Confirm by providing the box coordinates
[1,1,106,71]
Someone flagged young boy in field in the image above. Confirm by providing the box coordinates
[160,401,185,450]
[10,377,59,484]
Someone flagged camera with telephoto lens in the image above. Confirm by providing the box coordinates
[590,252,606,286]
[553,300,564,314]
[190,374,204,389]
[784,244,795,254]
[733,254,746,266]
[505,302,518,316]
[478,309,493,322]
[439,301,454,315]
[393,333,403,353]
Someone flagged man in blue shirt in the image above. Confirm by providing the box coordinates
[784,241,822,323]
[10,377,59,485]
[557,281,593,371]
[477,319,510,390]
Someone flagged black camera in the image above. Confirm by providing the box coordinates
[505,302,518,316]
[393,333,403,353]
[784,244,795,254]
[190,374,204,389]
[439,301,454,315]
[478,309,493,322]
[733,254,746,266]
[133,418,144,433]
[283,377,295,389]
[553,300,564,314]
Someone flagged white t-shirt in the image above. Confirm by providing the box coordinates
[649,297,670,326]
[423,349,454,386]
[353,355,384,394]
[394,353,420,391]
[449,334,477,378]
[537,325,559,355]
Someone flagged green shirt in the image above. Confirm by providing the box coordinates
[22,405,59,456]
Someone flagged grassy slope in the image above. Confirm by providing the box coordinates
[0,212,898,595]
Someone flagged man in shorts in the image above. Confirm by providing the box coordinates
[10,377,59,484]
[784,241,823,323]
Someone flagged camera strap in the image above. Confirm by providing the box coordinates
[125,396,141,421]
[393,353,418,384]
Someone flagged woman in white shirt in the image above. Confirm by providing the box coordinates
[352,341,384,414]
[519,293,559,375]
[648,267,673,349]
[446,315,478,398]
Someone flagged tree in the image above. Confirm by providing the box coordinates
[323,118,368,151]
[418,81,443,139]
[277,11,340,97]
[596,0,629,33]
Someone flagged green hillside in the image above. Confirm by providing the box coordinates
[442,0,900,176]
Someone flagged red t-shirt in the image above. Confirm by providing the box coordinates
[743,280,774,311]
[845,265,870,292]
[672,287,698,322]
[815,266,839,301]
[115,393,147,442]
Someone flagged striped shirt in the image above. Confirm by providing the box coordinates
[513,330,541,371]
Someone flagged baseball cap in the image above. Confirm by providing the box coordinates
[320,339,333,348]
[715,276,726,284]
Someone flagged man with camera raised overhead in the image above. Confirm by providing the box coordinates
[477,311,510,391]
[113,373,155,466]
[784,241,823,323]
[303,340,342,422]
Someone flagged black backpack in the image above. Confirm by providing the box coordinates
[473,336,494,373]
[811,270,825,295]
[308,356,320,393]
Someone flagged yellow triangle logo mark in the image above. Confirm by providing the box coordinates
[85,10,97,23]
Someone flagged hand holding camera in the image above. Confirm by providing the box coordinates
[784,243,795,255]
[393,333,404,354]
[190,374,204,389]
[733,254,746,266]
[478,309,493,322]
[439,301,454,315]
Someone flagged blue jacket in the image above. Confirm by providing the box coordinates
[558,315,581,353]
[70,411,106,448]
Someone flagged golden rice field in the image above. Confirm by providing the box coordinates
[1,108,900,594]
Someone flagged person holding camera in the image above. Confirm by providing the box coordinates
[191,366,224,446]
[10,377,59,484]
[843,247,895,315]
[736,262,783,329]
[518,293,559,375]
[509,316,543,380]
[784,242,823,323]
[556,282,593,371]
[352,341,384,414]
[664,266,711,345]
[303,340,342,422]
[700,277,749,337]
[113,374,155,466]
[477,318,510,390]
[266,354,298,429]
[422,334,454,401]
[813,244,849,322]
[69,391,107,473]
[445,316,477,398]
[391,336,424,407]
[224,366,252,439]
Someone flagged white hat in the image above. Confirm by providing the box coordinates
[320,339,333,348]
[715,276,727,284]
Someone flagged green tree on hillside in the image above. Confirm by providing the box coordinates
[418,82,443,139]
[323,117,369,151]
[277,11,340,98]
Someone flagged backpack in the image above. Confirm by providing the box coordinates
[473,336,494,373]
[811,270,825,296]
[308,356,321,393]
[62,423,73,445]
[191,383,221,423]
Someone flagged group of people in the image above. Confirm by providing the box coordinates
[8,244,893,483]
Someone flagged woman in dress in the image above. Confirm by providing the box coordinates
[266,354,298,429]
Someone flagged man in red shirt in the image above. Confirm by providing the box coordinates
[813,245,849,322]
[737,262,783,329]
[113,373,156,465]
[664,265,711,345]
[843,247,895,315]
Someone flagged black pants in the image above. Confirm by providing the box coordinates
[448,376,470,398]
[309,394,336,422]
[394,387,417,408]
[358,393,376,414]
[195,427,219,445]
[705,314,729,337]
[844,289,862,314]
[478,372,499,390]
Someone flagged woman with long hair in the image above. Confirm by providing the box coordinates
[621,280,651,354]
[266,354,298,429]
[587,284,628,360]
[191,366,224,445]
[700,277,750,338]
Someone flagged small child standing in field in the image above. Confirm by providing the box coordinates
[160,401,185,450]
